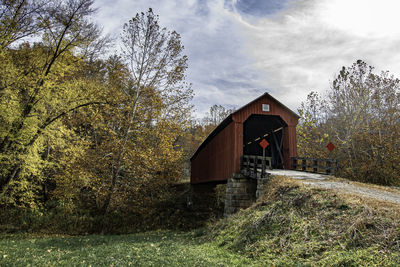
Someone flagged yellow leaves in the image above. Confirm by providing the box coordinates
[0,20,193,213]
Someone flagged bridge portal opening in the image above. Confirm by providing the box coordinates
[243,114,287,169]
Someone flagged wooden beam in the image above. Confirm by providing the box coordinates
[272,131,284,166]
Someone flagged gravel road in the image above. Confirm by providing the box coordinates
[267,170,400,205]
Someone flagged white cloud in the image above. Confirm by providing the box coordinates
[318,0,400,38]
[238,0,400,109]
[94,0,400,118]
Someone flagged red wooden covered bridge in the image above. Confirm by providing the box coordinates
[191,93,299,184]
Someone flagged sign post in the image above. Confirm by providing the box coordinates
[326,141,335,175]
[259,139,269,178]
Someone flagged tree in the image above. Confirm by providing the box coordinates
[297,92,329,159]
[0,5,194,232]
[298,60,400,185]
[327,60,400,183]
[202,104,234,127]
[0,0,107,206]
[0,0,44,49]
[55,9,193,217]
[120,8,192,122]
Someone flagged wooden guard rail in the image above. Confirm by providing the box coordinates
[291,157,338,175]
[240,155,272,179]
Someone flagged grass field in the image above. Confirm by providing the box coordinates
[0,231,256,266]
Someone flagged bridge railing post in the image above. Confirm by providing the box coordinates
[292,158,297,170]
[253,155,257,177]
[240,156,244,173]
[313,159,318,173]
[335,160,338,175]
[261,157,266,178]
[246,156,250,175]
[326,160,331,175]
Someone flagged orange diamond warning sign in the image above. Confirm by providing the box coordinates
[259,139,269,149]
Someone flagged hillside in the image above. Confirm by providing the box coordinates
[206,176,400,266]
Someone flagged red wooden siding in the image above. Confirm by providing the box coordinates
[191,93,299,184]
[191,122,236,183]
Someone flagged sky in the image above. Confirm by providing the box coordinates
[93,0,400,118]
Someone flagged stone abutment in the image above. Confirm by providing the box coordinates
[224,173,270,216]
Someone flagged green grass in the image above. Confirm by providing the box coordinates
[0,231,256,266]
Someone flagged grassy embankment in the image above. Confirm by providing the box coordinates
[1,177,400,266]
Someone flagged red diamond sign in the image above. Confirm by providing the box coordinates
[259,139,269,149]
[327,142,335,152]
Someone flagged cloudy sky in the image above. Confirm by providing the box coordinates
[93,0,400,117]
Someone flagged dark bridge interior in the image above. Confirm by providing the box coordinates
[243,115,287,169]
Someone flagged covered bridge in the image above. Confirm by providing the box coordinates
[191,93,299,184]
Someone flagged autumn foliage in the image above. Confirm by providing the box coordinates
[297,60,400,185]
[0,2,193,232]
